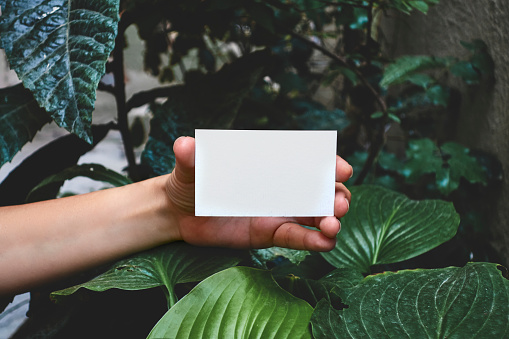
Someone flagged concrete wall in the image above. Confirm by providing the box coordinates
[380,0,509,265]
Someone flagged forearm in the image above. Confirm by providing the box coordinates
[0,175,180,296]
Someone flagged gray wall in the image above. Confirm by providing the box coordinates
[380,0,509,265]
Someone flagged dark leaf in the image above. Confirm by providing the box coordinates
[311,263,509,338]
[0,123,112,206]
[0,0,120,142]
[27,163,132,202]
[401,139,488,195]
[0,84,51,167]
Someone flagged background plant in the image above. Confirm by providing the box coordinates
[0,0,507,337]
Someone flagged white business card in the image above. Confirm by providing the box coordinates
[195,129,337,217]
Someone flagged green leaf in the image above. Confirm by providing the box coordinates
[404,73,434,89]
[0,84,51,167]
[276,267,364,308]
[148,267,313,339]
[51,242,243,307]
[26,163,132,202]
[401,139,487,195]
[251,247,310,267]
[409,1,429,13]
[311,263,509,338]
[321,185,459,273]
[450,60,480,84]
[381,55,452,88]
[0,0,120,143]
[426,84,450,106]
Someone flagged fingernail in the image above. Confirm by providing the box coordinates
[338,220,341,232]
[349,166,354,179]
[344,198,350,211]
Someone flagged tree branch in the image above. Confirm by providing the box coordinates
[112,17,139,181]
[284,28,387,113]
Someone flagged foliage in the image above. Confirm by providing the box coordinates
[0,0,504,337]
[311,262,509,338]
[321,185,459,273]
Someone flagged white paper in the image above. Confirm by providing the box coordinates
[195,129,337,217]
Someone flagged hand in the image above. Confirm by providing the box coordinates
[166,136,352,252]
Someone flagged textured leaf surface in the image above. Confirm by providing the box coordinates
[51,242,243,306]
[321,185,459,273]
[26,163,132,202]
[311,262,509,338]
[277,267,364,308]
[0,0,120,142]
[148,267,313,339]
[251,247,310,267]
[0,84,51,167]
[401,139,487,195]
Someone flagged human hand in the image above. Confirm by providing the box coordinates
[166,136,352,252]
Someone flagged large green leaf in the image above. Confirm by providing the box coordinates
[51,242,243,307]
[0,84,51,167]
[0,0,120,142]
[321,185,459,273]
[401,138,487,195]
[311,262,509,338]
[148,267,314,339]
[26,163,132,202]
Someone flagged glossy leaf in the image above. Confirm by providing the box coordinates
[51,242,243,307]
[401,139,487,195]
[0,0,120,143]
[0,84,51,167]
[251,247,310,267]
[321,185,459,273]
[26,163,132,202]
[311,262,509,338]
[148,267,313,339]
[381,55,452,88]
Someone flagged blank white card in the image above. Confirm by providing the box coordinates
[194,129,337,217]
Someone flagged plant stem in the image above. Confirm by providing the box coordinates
[113,19,139,181]
[284,28,387,113]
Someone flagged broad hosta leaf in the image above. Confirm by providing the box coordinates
[26,163,132,202]
[380,55,452,88]
[148,267,313,339]
[311,262,509,338]
[401,138,487,195]
[141,50,270,175]
[0,0,120,142]
[321,185,459,273]
[0,84,51,167]
[51,242,243,307]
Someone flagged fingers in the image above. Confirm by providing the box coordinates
[335,182,351,218]
[173,136,195,184]
[272,222,337,252]
[336,155,353,183]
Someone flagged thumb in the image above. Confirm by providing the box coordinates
[173,136,195,184]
